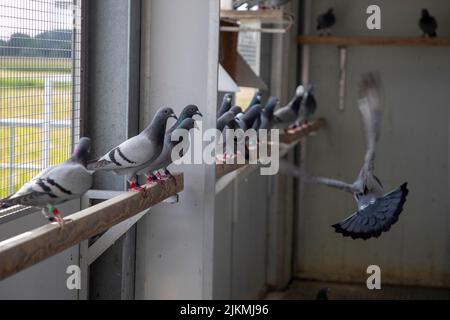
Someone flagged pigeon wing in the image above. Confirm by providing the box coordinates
[332,183,408,240]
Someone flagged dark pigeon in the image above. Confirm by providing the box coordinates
[217,93,233,118]
[419,9,437,38]
[317,8,336,35]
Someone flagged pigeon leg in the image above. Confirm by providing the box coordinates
[41,207,51,220]
[128,177,142,192]
[145,172,158,184]
[48,206,64,230]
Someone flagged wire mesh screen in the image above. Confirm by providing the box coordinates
[0,0,81,199]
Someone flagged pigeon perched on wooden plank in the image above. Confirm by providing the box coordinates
[230,106,243,117]
[217,111,236,133]
[217,93,233,118]
[87,107,177,190]
[233,0,291,10]
[419,9,437,38]
[137,118,198,182]
[117,105,202,185]
[247,90,262,109]
[274,85,304,130]
[259,96,280,131]
[301,73,409,240]
[0,137,93,227]
[317,8,336,36]
[298,84,317,128]
[236,104,263,131]
[168,105,202,134]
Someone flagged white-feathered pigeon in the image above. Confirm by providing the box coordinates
[317,8,336,36]
[419,9,437,38]
[87,107,177,190]
[273,85,304,130]
[302,73,408,240]
[137,118,198,182]
[0,137,93,227]
[217,93,233,118]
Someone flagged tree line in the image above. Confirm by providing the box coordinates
[0,29,72,58]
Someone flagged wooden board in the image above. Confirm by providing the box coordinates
[0,173,183,281]
[297,35,450,47]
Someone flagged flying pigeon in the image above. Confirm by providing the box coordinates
[419,9,437,38]
[233,0,291,10]
[273,85,304,130]
[137,118,198,182]
[317,8,336,36]
[259,96,280,131]
[298,84,317,128]
[217,93,233,118]
[301,73,408,240]
[0,137,93,227]
[87,107,177,190]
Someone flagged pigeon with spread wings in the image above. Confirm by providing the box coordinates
[299,73,408,240]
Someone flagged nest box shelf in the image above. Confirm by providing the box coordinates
[220,9,293,33]
[297,35,450,47]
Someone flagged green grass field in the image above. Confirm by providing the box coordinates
[0,57,73,198]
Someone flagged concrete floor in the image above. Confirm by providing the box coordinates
[266,280,450,300]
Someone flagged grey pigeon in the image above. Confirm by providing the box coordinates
[317,8,336,35]
[217,111,236,133]
[248,90,262,109]
[273,85,304,129]
[236,104,263,131]
[230,106,243,117]
[302,73,408,240]
[419,9,437,38]
[130,105,202,182]
[168,105,202,134]
[298,84,317,127]
[217,93,233,118]
[259,96,280,131]
[87,107,177,190]
[0,137,93,227]
[233,0,291,10]
[137,118,198,182]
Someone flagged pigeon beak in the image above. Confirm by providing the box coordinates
[195,111,203,117]
[170,113,178,120]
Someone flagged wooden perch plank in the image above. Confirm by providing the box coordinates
[279,118,327,144]
[221,9,284,23]
[0,173,183,281]
[215,118,327,179]
[297,35,450,47]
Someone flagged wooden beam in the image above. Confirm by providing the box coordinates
[220,9,285,23]
[215,118,327,179]
[279,118,327,144]
[0,173,183,281]
[297,35,450,47]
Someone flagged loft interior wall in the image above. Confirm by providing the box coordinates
[135,0,219,299]
[297,0,450,287]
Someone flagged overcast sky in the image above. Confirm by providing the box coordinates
[0,0,73,40]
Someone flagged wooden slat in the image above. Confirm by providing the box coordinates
[220,9,284,23]
[279,118,327,144]
[215,118,327,179]
[297,35,450,47]
[0,173,183,281]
